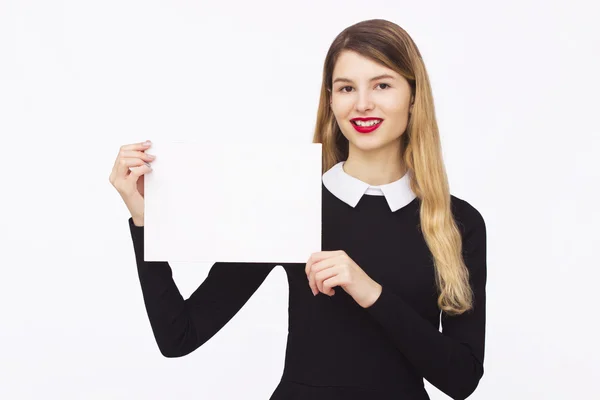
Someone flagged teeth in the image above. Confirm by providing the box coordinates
[354,120,381,127]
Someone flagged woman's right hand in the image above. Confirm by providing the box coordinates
[109,140,156,226]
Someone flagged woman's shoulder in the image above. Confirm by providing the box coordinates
[450,194,486,237]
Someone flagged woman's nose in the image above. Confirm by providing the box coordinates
[355,91,374,112]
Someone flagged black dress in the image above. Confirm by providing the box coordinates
[128,183,487,400]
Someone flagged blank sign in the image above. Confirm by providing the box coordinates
[143,141,323,263]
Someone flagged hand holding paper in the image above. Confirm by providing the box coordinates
[109,140,156,226]
[305,250,383,308]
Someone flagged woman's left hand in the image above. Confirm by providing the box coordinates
[305,250,382,308]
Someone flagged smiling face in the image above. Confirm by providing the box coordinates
[330,50,414,156]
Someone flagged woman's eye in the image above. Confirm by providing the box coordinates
[338,83,390,93]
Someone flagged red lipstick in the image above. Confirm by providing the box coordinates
[350,117,383,134]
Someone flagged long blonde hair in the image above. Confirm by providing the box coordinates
[313,19,472,315]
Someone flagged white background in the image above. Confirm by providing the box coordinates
[1,0,599,399]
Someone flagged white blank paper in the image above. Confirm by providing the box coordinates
[143,141,322,263]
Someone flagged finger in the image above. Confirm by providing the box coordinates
[120,149,156,162]
[305,251,336,275]
[126,163,152,184]
[308,269,318,296]
[305,256,315,295]
[322,276,339,296]
[120,141,152,152]
[116,157,148,177]
[312,270,330,296]
[113,141,152,169]
[115,146,154,176]
[308,257,336,296]
[311,256,337,274]
[305,254,315,276]
[315,268,337,294]
[310,264,333,295]
[315,271,323,293]
[306,252,338,296]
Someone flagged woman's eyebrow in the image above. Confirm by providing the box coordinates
[333,74,396,84]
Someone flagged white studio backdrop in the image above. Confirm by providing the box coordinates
[1,0,599,399]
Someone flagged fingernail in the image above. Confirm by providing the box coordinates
[144,140,152,146]
[148,154,156,158]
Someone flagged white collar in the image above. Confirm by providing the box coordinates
[322,161,417,212]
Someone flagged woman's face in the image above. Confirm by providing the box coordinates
[330,50,413,155]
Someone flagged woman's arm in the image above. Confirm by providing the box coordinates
[128,217,276,358]
[365,202,487,400]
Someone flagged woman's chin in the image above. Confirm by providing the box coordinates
[349,137,389,153]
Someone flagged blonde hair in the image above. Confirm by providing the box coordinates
[313,19,472,315]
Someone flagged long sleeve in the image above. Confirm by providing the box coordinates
[128,217,276,358]
[365,204,487,400]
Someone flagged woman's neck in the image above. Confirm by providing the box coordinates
[343,147,406,186]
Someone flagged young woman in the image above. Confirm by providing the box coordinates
[109,19,487,400]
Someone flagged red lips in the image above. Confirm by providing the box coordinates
[350,117,383,134]
[351,117,383,122]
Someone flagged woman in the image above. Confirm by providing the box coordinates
[109,19,487,400]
